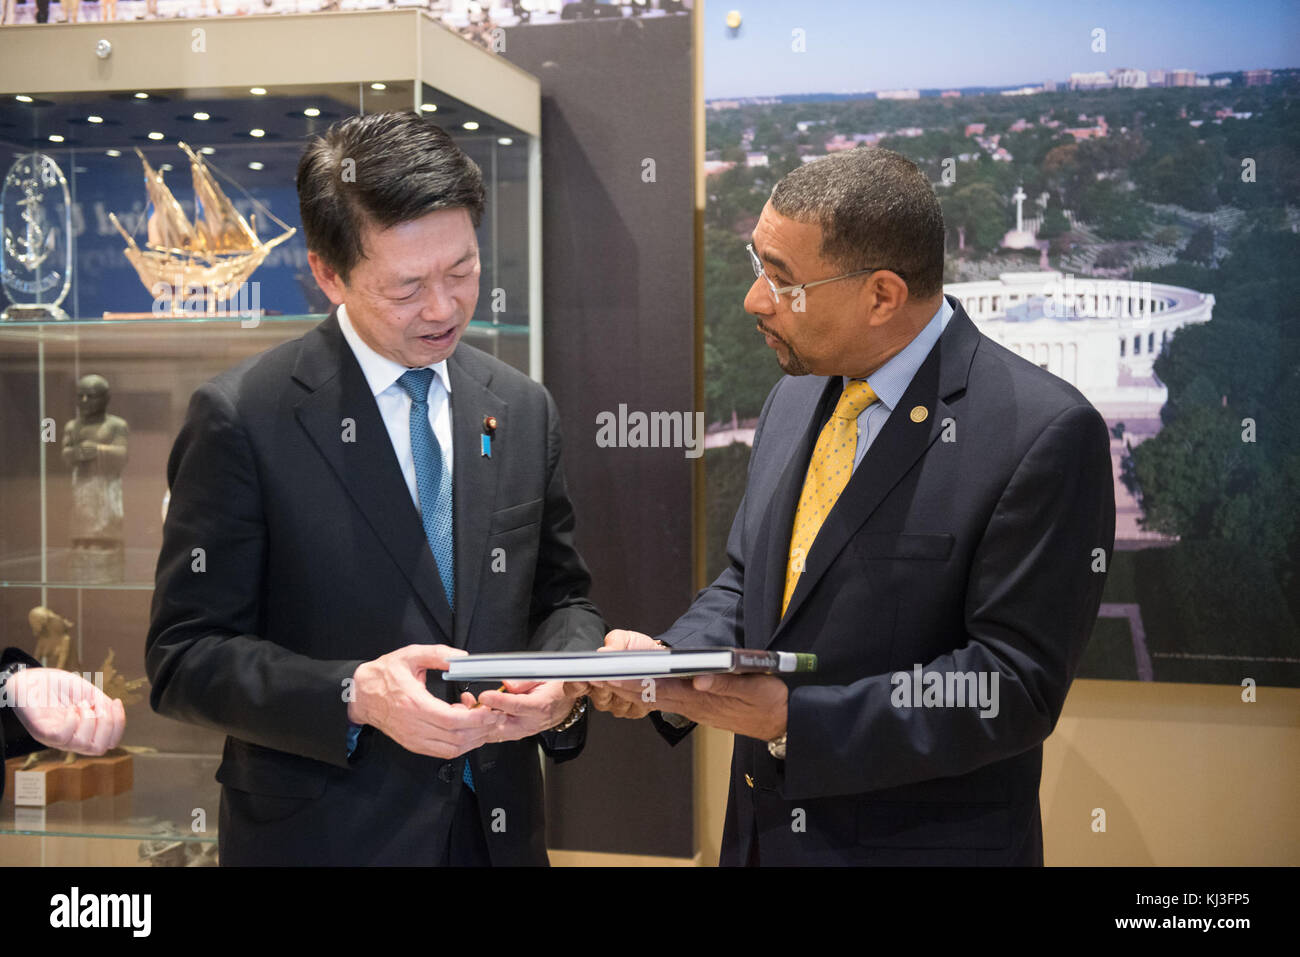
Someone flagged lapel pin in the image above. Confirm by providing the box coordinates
[481,415,497,457]
[909,406,929,423]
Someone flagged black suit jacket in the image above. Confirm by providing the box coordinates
[146,312,604,865]
[656,297,1115,865]
[0,647,41,801]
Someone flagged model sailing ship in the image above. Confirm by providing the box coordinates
[108,142,294,310]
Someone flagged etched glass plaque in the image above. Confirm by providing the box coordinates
[1,151,73,321]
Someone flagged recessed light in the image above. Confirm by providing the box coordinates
[134,92,149,100]
[48,134,65,143]
[15,94,33,103]
[87,115,104,124]
[160,163,173,172]
[200,146,216,155]
[106,149,122,157]
[250,87,267,96]
[370,83,386,91]
[148,131,165,140]
[497,137,513,146]
[193,111,210,121]
[249,128,265,138]
[248,161,264,171]
[420,103,438,113]
[303,107,320,117]
[463,121,480,131]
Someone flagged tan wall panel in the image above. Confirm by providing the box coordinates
[1042,679,1300,865]
[687,678,1300,866]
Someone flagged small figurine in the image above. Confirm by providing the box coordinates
[62,374,129,582]
[20,603,149,771]
[28,606,79,674]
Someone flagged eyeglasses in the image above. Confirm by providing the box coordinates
[746,243,905,306]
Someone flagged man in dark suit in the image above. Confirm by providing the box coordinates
[581,147,1114,865]
[146,112,603,865]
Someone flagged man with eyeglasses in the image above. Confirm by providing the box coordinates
[574,146,1115,865]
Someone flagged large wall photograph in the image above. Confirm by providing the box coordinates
[701,0,1300,688]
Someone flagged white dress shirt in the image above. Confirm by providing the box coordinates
[336,304,454,512]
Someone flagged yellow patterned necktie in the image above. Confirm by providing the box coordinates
[782,379,878,616]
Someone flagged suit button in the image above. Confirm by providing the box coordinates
[438,763,454,784]
[745,773,754,788]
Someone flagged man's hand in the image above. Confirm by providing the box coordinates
[592,672,789,741]
[475,680,578,742]
[9,668,126,755]
[348,644,503,759]
[567,629,665,720]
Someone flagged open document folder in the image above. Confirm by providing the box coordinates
[442,648,818,682]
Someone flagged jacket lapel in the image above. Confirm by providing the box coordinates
[749,377,841,648]
[291,310,455,642]
[768,298,980,645]
[447,349,506,650]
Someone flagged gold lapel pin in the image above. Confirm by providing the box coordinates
[909,406,929,423]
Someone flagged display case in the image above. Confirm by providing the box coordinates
[0,11,541,865]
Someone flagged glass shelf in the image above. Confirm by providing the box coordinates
[1,752,220,844]
[0,547,162,590]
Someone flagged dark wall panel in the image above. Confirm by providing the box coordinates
[504,16,697,857]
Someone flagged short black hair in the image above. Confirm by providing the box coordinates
[296,111,486,283]
[769,147,945,300]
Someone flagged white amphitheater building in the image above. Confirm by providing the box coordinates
[946,271,1215,411]
[706,269,1215,542]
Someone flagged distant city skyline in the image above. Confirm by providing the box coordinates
[705,0,1300,99]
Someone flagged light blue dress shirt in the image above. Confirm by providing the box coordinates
[848,296,953,471]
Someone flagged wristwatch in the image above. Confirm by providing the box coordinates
[0,661,27,698]
[767,732,787,760]
[551,695,588,733]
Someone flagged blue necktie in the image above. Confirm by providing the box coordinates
[397,370,473,790]
[398,369,455,610]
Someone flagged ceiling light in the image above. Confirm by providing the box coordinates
[249,128,265,138]
[200,146,216,155]
[497,137,513,146]
[250,87,267,96]
[420,103,438,113]
[193,111,210,121]
[463,121,479,131]
[15,94,33,103]
[134,92,149,99]
[248,161,264,171]
[87,115,104,124]
[147,131,165,140]
[370,82,386,91]
[106,149,122,157]
[48,134,65,143]
[304,107,320,117]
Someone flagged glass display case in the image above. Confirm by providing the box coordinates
[0,11,541,865]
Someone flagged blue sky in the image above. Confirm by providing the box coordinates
[705,0,1300,99]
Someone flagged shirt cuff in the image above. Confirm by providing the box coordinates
[345,722,363,757]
